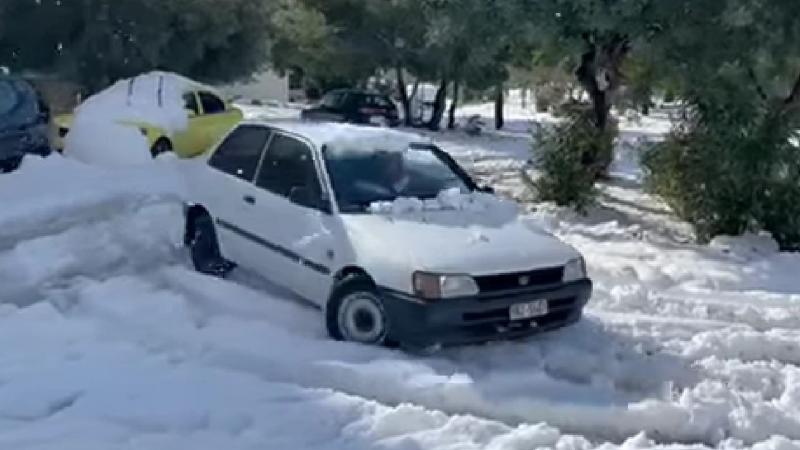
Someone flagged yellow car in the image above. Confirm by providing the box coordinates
[54,86,243,158]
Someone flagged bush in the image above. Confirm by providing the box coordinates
[643,108,800,249]
[532,109,614,212]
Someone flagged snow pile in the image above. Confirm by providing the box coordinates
[368,187,518,217]
[709,233,781,259]
[63,72,194,167]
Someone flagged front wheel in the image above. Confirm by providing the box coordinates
[150,138,173,158]
[327,277,389,345]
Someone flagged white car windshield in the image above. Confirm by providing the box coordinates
[324,145,473,212]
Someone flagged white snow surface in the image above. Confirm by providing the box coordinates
[64,72,196,167]
[368,188,519,219]
[1,105,800,450]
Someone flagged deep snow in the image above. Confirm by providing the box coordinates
[0,100,799,450]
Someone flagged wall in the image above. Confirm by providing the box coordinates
[217,70,290,103]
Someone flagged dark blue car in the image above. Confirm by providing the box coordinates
[0,75,51,173]
[301,89,400,128]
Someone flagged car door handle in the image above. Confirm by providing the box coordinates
[243,195,256,205]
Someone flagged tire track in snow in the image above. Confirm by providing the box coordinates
[63,263,800,446]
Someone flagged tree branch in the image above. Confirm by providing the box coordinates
[784,70,800,107]
[748,68,769,102]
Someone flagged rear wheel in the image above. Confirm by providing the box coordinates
[188,214,234,277]
[327,276,389,345]
[150,138,173,158]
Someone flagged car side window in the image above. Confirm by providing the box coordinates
[183,92,199,115]
[198,91,225,115]
[256,134,324,209]
[321,92,342,108]
[208,125,271,181]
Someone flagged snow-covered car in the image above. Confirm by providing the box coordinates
[55,72,243,159]
[182,121,592,348]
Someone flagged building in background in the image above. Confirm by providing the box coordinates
[217,69,305,104]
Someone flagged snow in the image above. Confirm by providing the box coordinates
[1,100,800,449]
[63,72,196,166]
[367,188,517,216]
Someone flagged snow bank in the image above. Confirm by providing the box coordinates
[63,72,194,167]
[709,233,780,260]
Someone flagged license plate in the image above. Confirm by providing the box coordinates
[509,300,548,320]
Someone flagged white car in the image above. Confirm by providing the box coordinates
[183,121,592,348]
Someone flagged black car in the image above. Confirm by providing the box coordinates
[301,89,400,127]
[0,75,51,173]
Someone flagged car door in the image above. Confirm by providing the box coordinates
[196,90,242,156]
[307,91,346,122]
[242,132,337,304]
[171,92,204,156]
[202,124,272,266]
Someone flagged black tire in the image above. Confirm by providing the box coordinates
[150,138,173,158]
[326,275,389,345]
[0,155,23,174]
[188,214,231,277]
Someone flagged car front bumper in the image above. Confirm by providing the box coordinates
[378,279,592,348]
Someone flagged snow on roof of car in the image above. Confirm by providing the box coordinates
[243,119,432,152]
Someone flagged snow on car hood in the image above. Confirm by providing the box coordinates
[340,190,581,291]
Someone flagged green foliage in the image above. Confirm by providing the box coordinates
[643,107,800,249]
[532,109,615,213]
[0,0,274,90]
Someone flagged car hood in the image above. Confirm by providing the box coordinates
[339,211,580,291]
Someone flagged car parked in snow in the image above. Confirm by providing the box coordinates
[301,89,400,127]
[182,121,592,348]
[0,75,52,173]
[54,74,243,158]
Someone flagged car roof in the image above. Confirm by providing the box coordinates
[241,119,431,150]
[326,89,387,97]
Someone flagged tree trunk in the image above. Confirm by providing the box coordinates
[427,77,448,131]
[575,34,629,132]
[395,65,413,127]
[494,83,504,130]
[447,80,460,130]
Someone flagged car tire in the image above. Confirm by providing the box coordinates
[327,276,389,345]
[188,214,233,277]
[0,155,23,174]
[151,138,173,158]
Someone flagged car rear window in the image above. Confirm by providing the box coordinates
[209,125,272,181]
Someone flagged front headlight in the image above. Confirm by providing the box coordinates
[413,272,479,300]
[562,257,587,282]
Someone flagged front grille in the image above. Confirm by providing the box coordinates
[475,266,564,293]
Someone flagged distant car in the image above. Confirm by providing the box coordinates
[182,121,592,349]
[301,89,400,127]
[0,75,52,173]
[54,79,243,158]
